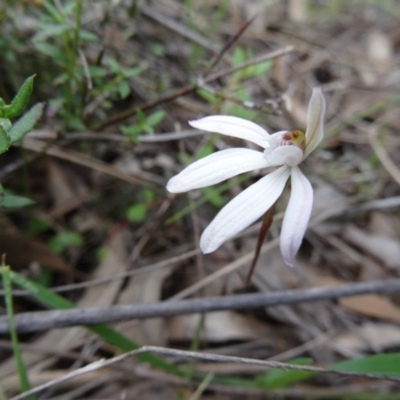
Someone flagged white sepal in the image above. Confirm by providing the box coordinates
[304,87,326,158]
[166,148,269,193]
[200,166,290,253]
[280,166,313,267]
[189,115,270,148]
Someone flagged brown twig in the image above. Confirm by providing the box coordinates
[246,202,276,283]
[1,278,400,334]
[202,16,256,77]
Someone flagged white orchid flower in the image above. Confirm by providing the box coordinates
[167,88,326,267]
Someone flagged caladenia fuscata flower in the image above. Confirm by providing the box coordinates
[167,88,326,267]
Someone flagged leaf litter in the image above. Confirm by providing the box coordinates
[1,1,400,398]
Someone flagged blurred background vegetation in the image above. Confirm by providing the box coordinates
[1,0,400,398]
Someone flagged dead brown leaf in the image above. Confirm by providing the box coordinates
[167,311,270,342]
[340,294,400,323]
[343,225,400,270]
[336,323,400,353]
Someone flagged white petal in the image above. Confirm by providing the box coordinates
[280,167,313,267]
[263,145,303,167]
[304,87,326,158]
[189,116,270,148]
[167,148,268,193]
[200,166,290,253]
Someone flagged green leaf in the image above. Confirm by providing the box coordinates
[120,124,142,137]
[124,67,142,78]
[0,117,12,134]
[8,103,44,144]
[143,189,155,203]
[147,110,166,127]
[196,88,217,105]
[118,81,131,99]
[126,203,147,222]
[79,30,99,42]
[8,270,183,375]
[48,232,83,254]
[1,266,34,398]
[25,218,51,235]
[34,42,66,62]
[223,105,256,120]
[35,22,70,40]
[252,60,273,77]
[255,358,314,390]
[202,187,225,207]
[136,109,147,126]
[42,1,64,23]
[236,88,250,101]
[196,143,214,160]
[0,126,11,154]
[233,47,246,66]
[89,66,107,78]
[105,58,122,74]
[6,75,35,119]
[331,353,400,376]
[1,194,35,209]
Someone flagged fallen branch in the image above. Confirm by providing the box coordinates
[0,279,399,334]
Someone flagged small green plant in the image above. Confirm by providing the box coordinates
[0,75,44,209]
[48,231,84,254]
[126,189,156,223]
[32,0,88,129]
[120,109,166,141]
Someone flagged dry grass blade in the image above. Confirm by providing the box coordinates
[368,128,400,187]
[9,345,400,400]
[18,138,163,189]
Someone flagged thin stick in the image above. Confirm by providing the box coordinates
[9,345,400,400]
[246,203,276,283]
[1,278,400,334]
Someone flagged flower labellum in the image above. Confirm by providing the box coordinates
[167,88,326,267]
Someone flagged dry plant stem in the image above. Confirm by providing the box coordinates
[246,203,276,284]
[141,5,224,56]
[18,138,163,190]
[65,129,207,143]
[9,345,400,400]
[94,46,293,131]
[368,128,400,186]
[202,16,256,77]
[1,278,400,334]
[168,195,350,301]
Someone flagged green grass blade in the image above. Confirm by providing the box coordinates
[1,266,34,399]
[8,270,182,375]
[331,353,400,376]
[255,358,314,390]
